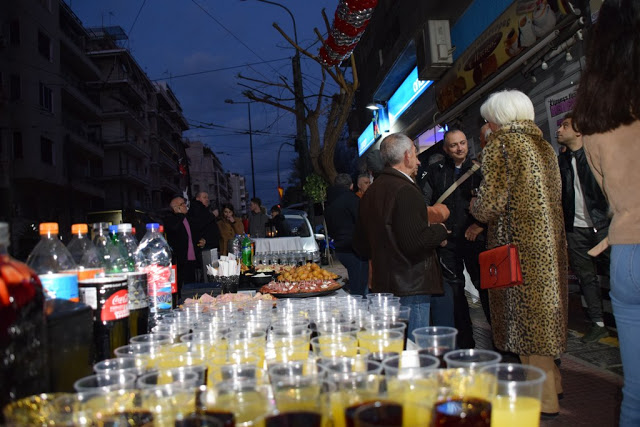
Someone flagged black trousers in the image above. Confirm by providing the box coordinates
[177,260,197,298]
[438,236,488,348]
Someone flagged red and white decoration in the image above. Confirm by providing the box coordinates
[319,0,378,66]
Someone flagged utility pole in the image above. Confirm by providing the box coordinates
[250,0,311,184]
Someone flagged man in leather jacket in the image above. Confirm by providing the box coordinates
[354,133,448,335]
[557,113,611,343]
[417,128,487,348]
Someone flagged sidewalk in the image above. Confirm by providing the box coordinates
[325,260,624,426]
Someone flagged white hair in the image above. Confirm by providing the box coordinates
[380,133,414,166]
[480,90,535,126]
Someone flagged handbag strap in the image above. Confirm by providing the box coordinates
[501,143,514,243]
[435,162,481,205]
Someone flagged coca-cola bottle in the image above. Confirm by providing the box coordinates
[117,223,149,338]
[135,223,173,328]
[0,222,48,421]
[26,223,79,302]
[67,223,104,280]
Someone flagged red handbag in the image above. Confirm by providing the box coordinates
[478,143,523,290]
[479,243,523,289]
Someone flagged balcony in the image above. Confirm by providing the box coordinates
[159,151,178,174]
[63,119,104,158]
[102,108,147,132]
[99,168,150,187]
[103,138,148,159]
[61,81,101,119]
[71,176,105,199]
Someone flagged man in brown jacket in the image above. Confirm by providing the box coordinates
[354,133,449,335]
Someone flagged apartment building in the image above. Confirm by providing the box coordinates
[0,0,190,256]
[185,139,230,210]
[227,172,248,216]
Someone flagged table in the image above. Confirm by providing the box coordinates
[253,236,303,253]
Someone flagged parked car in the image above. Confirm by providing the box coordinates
[282,209,323,263]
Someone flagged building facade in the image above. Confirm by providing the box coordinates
[227,173,248,216]
[0,0,190,256]
[186,140,230,210]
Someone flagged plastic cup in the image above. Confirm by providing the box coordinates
[94,356,144,377]
[352,400,404,427]
[382,353,440,378]
[411,326,458,365]
[198,379,271,427]
[130,332,172,346]
[73,371,136,393]
[443,349,502,370]
[136,368,200,389]
[480,363,546,427]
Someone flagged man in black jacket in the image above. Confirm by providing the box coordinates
[166,196,203,298]
[325,173,369,295]
[557,113,611,343]
[188,192,221,279]
[417,128,487,349]
[354,133,448,335]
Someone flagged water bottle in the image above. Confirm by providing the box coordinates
[92,222,126,274]
[26,222,79,301]
[0,222,49,422]
[67,223,104,280]
[241,234,252,267]
[231,235,242,259]
[112,224,135,273]
[135,223,174,326]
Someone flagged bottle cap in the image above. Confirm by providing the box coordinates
[0,222,9,246]
[146,223,160,230]
[108,225,118,234]
[92,222,110,231]
[159,225,164,233]
[71,224,89,234]
[40,222,59,235]
[117,223,133,232]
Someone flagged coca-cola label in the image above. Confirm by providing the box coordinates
[101,289,130,322]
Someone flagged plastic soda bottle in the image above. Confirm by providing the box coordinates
[26,222,79,301]
[135,223,174,325]
[0,222,48,422]
[67,223,104,280]
[92,222,126,274]
[111,224,135,273]
[241,234,252,267]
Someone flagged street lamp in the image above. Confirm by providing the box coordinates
[224,99,256,199]
[277,141,295,199]
[239,0,311,183]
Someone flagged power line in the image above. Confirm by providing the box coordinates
[128,0,147,36]
[150,57,290,81]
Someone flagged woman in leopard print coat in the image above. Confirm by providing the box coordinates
[472,90,568,415]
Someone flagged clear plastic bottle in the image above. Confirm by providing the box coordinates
[26,222,79,301]
[117,223,138,273]
[67,223,104,280]
[0,222,48,422]
[231,234,242,259]
[92,222,126,274]
[135,223,174,325]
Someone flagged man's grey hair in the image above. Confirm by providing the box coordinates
[380,133,414,166]
[480,89,535,126]
[334,173,353,189]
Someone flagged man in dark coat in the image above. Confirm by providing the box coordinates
[354,133,449,335]
[165,196,202,298]
[188,192,221,280]
[417,128,487,349]
[557,113,611,343]
[268,205,292,237]
[325,173,369,295]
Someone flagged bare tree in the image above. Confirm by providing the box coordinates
[240,10,359,185]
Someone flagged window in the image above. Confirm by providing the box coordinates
[10,20,20,45]
[40,137,53,165]
[37,30,52,61]
[39,82,52,112]
[9,74,20,101]
[13,132,23,160]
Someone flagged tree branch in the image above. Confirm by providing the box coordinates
[242,90,297,115]
[238,73,287,89]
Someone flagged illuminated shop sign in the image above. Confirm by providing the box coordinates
[388,67,433,124]
[358,122,375,156]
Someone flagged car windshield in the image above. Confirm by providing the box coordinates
[285,216,311,238]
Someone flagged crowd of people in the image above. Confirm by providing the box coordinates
[163,194,291,297]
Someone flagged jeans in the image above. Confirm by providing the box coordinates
[430,280,455,327]
[398,294,431,338]
[336,251,369,296]
[566,226,610,323]
[610,244,640,427]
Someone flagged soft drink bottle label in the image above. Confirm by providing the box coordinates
[145,264,172,312]
[101,290,130,321]
[170,264,178,294]
[39,273,79,302]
